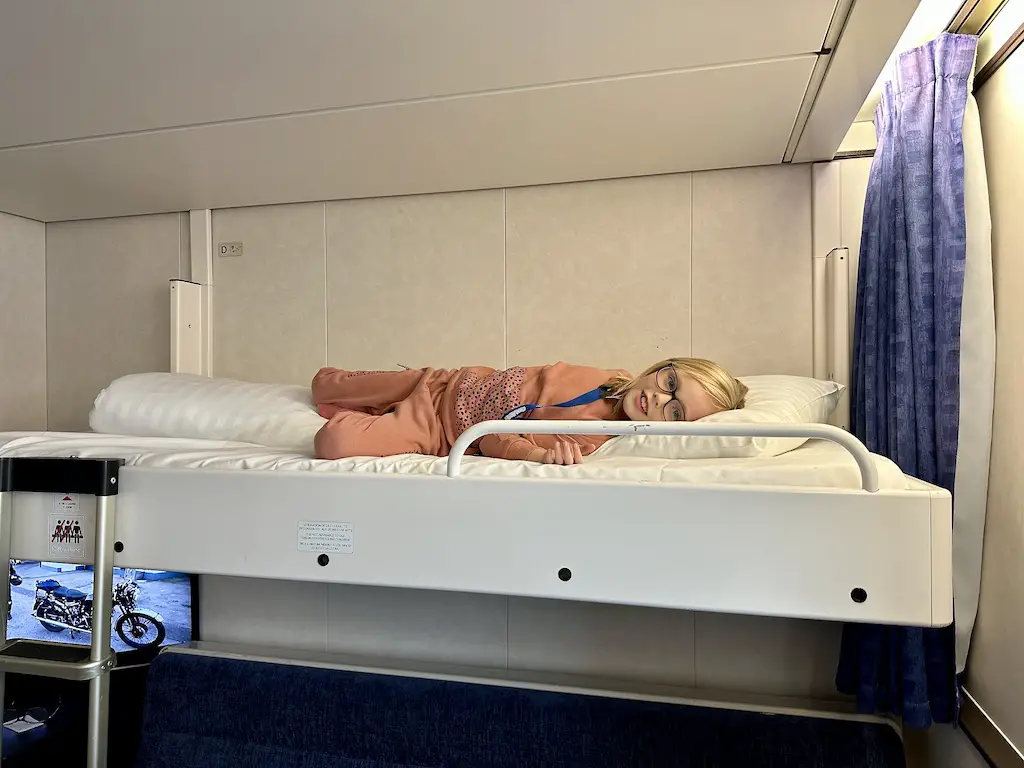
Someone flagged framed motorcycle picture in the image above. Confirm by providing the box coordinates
[7,559,198,666]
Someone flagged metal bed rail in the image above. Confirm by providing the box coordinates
[0,456,124,768]
[447,420,880,492]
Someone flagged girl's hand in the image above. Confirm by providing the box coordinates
[528,442,584,465]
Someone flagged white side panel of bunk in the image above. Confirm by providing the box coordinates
[7,469,952,628]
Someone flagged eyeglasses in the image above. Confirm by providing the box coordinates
[4,698,61,729]
[654,367,686,422]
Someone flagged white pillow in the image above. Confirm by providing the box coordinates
[593,375,844,460]
[89,372,326,454]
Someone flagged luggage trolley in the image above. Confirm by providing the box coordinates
[0,456,124,767]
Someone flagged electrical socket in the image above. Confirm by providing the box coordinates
[219,242,243,257]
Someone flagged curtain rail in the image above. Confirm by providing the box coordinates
[975,16,1024,88]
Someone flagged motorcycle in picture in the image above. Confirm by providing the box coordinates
[7,561,22,619]
[32,570,166,649]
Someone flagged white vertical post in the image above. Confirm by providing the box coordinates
[0,490,11,765]
[812,162,842,382]
[812,254,828,380]
[827,248,851,430]
[86,495,117,768]
[189,210,214,377]
[170,280,203,375]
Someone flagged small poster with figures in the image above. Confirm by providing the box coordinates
[48,511,86,559]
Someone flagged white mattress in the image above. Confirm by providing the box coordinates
[0,431,922,491]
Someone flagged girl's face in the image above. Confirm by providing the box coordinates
[621,366,722,422]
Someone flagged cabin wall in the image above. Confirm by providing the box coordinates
[964,40,1024,752]
[37,160,872,700]
[928,724,990,768]
[44,213,188,431]
[0,212,46,431]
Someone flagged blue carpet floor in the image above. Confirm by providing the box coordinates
[136,652,905,768]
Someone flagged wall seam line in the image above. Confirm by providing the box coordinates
[323,202,328,367]
[689,173,694,355]
[503,188,508,369]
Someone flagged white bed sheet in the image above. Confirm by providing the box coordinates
[0,431,920,491]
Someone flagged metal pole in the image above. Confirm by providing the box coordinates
[87,494,117,768]
[0,490,12,764]
[87,675,111,768]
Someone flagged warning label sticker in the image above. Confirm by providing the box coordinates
[48,513,86,559]
[297,521,353,554]
[54,493,79,515]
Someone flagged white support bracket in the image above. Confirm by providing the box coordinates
[826,248,851,431]
[170,280,203,375]
[188,210,214,377]
[812,162,852,431]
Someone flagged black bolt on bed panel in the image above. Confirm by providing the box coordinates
[0,456,125,496]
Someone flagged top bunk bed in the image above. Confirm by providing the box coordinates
[0,237,953,633]
[0,372,953,633]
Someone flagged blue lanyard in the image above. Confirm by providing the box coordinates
[502,387,607,420]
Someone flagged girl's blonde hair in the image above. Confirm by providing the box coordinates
[604,357,748,419]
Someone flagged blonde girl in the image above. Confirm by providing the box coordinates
[312,358,747,464]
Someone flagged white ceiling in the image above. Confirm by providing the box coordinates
[0,0,919,221]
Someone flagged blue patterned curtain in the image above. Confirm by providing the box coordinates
[835,33,978,729]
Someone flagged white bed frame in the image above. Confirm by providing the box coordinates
[0,231,953,766]
[3,419,952,626]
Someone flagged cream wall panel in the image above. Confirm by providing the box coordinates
[0,212,46,430]
[326,191,504,370]
[693,613,844,699]
[691,165,813,376]
[212,202,326,384]
[45,214,181,430]
[506,174,691,375]
[508,598,695,685]
[200,576,327,653]
[326,586,507,668]
[966,49,1024,750]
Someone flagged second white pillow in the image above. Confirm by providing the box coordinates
[593,375,845,460]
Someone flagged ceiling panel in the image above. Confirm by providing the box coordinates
[0,0,837,148]
[792,0,920,162]
[0,56,816,222]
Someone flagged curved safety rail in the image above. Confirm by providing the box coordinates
[446,420,879,492]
